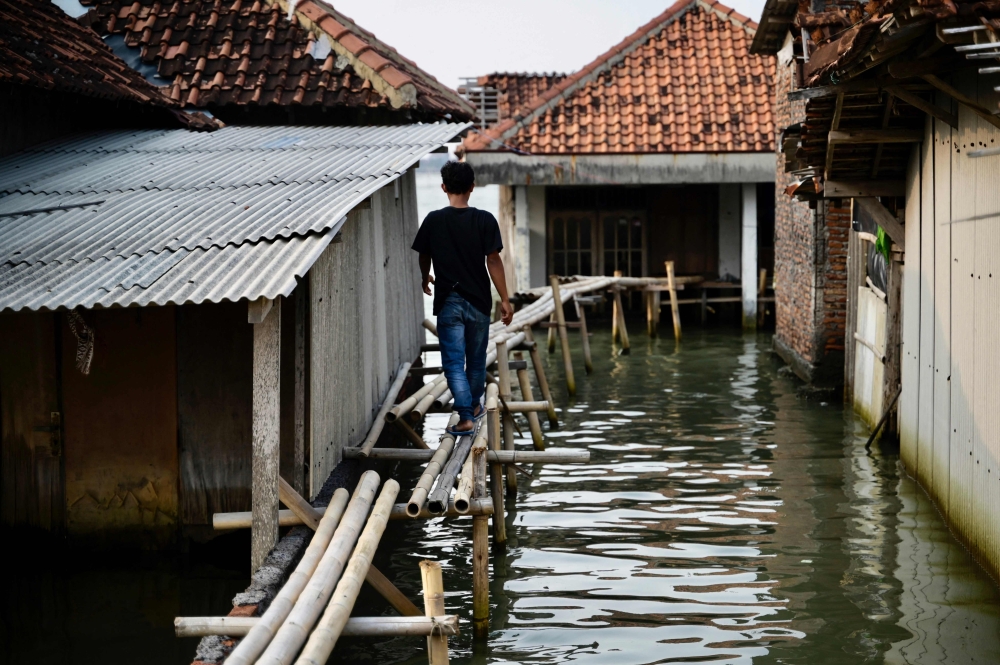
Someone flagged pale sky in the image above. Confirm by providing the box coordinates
[331,0,768,92]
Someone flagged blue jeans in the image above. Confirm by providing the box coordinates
[437,291,490,422]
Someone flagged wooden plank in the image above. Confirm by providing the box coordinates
[887,86,957,128]
[825,92,845,177]
[828,128,924,144]
[854,197,906,251]
[825,180,906,197]
[293,284,306,496]
[251,297,281,573]
[887,55,977,78]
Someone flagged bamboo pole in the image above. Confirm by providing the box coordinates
[422,319,438,337]
[549,276,576,395]
[573,300,593,374]
[428,425,476,514]
[393,497,493,519]
[357,361,411,457]
[522,326,558,427]
[214,498,494,529]
[224,487,351,665]
[295,479,401,665]
[757,268,768,327]
[454,429,487,513]
[645,291,659,338]
[253,471,381,665]
[174,615,459,638]
[344,448,589,463]
[513,351,545,450]
[394,418,430,449]
[612,284,630,354]
[612,271,621,343]
[433,388,453,410]
[388,375,445,422]
[406,414,458,517]
[411,380,451,422]
[278,476,322,529]
[504,400,551,412]
[486,383,505,547]
[665,260,681,342]
[420,560,449,665]
[495,339,517,496]
[546,313,557,352]
[472,439,489,639]
[364,565,422,617]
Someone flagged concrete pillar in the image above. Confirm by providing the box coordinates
[249,296,281,573]
[718,184,742,280]
[741,184,758,329]
[527,186,547,287]
[514,185,531,292]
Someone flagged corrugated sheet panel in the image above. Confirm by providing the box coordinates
[0,123,469,312]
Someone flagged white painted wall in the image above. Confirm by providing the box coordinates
[718,184,742,280]
[741,183,758,327]
[514,185,531,292]
[527,186,547,288]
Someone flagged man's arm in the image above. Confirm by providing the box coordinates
[486,251,514,325]
[419,253,434,296]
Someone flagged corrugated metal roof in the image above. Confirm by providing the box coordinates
[0,123,469,312]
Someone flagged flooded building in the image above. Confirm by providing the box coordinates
[0,0,473,573]
[751,0,1000,580]
[463,0,776,327]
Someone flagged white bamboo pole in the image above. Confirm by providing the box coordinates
[388,375,446,422]
[549,276,576,395]
[358,361,411,457]
[427,425,476,514]
[278,476,322,529]
[254,471,381,665]
[294,479,401,665]
[174,615,459,638]
[223,488,350,665]
[486,383,505,547]
[496,339,517,496]
[214,498,493,530]
[471,439,488,639]
[422,319,438,336]
[411,379,451,421]
[345,448,589,463]
[214,509,303,530]
[504,400,551,413]
[522,326,558,427]
[454,429,487,514]
[420,560,449,665]
[406,414,458,517]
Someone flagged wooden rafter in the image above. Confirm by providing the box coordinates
[825,92,845,178]
[887,85,957,128]
[828,128,923,144]
[872,92,896,178]
[855,196,906,251]
[921,74,1000,130]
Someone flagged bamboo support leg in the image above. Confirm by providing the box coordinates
[522,326,558,427]
[496,340,517,496]
[645,292,655,337]
[612,286,630,355]
[365,564,422,617]
[757,268,768,327]
[549,276,576,395]
[666,261,681,342]
[546,313,557,353]
[420,560,449,665]
[514,351,544,450]
[472,444,489,638]
[701,288,708,325]
[486,384,506,547]
[395,418,430,449]
[611,292,620,343]
[574,301,593,375]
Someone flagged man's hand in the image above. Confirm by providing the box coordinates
[500,300,514,326]
[422,273,434,296]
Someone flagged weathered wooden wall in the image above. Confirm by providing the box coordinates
[61,307,178,546]
[0,311,62,532]
[308,170,423,497]
[899,77,1000,581]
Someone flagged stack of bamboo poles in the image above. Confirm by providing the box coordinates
[180,471,458,664]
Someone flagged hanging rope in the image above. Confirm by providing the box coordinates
[66,310,94,375]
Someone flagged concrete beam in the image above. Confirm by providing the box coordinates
[251,296,281,573]
[466,152,775,186]
[741,184,758,329]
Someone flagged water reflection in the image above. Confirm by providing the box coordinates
[342,329,999,665]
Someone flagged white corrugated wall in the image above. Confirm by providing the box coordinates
[899,75,1000,580]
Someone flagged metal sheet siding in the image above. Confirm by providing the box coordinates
[917,121,936,489]
[899,144,922,471]
[0,123,469,312]
[932,114,952,508]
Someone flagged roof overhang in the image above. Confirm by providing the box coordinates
[465,152,775,186]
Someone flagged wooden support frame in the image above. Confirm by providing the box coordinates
[513,351,545,450]
[485,383,506,547]
[665,261,681,341]
[394,418,430,450]
[854,197,906,251]
[522,325,558,427]
[471,436,489,639]
[887,85,957,129]
[548,276,576,394]
[250,295,281,574]
[573,300,593,374]
[495,339,518,496]
[645,290,660,338]
[922,73,1000,130]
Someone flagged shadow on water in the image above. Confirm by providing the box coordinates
[342,326,1000,665]
[0,529,249,665]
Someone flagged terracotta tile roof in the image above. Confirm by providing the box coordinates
[0,0,174,105]
[80,0,474,119]
[475,72,567,123]
[465,0,774,154]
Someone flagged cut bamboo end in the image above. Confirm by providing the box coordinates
[485,382,499,410]
[454,430,487,513]
[406,415,458,517]
[411,379,450,421]
[387,375,445,422]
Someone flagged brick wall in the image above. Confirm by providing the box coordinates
[771,56,848,385]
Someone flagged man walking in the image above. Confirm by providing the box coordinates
[412,161,513,435]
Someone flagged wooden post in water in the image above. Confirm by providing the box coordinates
[495,339,517,496]
[665,261,682,342]
[546,313,557,353]
[394,418,430,449]
[514,351,544,450]
[249,296,281,574]
[522,326,558,427]
[485,383,505,547]
[757,268,768,327]
[471,441,489,639]
[573,300,593,374]
[611,282,630,355]
[645,290,660,338]
[549,276,576,395]
[611,274,621,343]
[420,560,449,665]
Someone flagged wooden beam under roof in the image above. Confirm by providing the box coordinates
[828,128,923,144]
[921,74,1000,129]
[854,197,906,251]
[824,92,845,179]
[886,85,957,128]
[826,180,905,197]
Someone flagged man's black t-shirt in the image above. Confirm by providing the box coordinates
[411,206,503,317]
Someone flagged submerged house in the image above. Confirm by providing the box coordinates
[463,0,776,326]
[0,0,472,571]
[751,0,1000,579]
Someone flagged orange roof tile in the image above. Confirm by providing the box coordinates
[476,72,568,123]
[466,0,774,154]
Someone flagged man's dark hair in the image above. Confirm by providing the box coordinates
[441,160,475,194]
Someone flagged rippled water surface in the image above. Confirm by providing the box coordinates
[343,327,999,665]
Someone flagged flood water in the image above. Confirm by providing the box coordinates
[343,326,1000,665]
